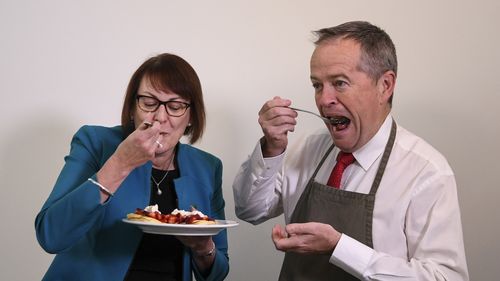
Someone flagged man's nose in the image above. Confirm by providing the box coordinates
[316,85,338,106]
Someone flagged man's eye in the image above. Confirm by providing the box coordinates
[312,82,322,90]
[333,80,348,88]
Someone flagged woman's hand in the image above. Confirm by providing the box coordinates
[94,121,162,202]
[113,121,162,171]
[176,235,214,256]
[176,235,216,273]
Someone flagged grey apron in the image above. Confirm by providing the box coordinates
[278,120,396,281]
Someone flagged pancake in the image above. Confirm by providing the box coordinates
[127,213,162,223]
[192,219,217,225]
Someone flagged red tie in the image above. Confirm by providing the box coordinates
[327,152,355,189]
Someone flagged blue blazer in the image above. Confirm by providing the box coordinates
[35,125,229,281]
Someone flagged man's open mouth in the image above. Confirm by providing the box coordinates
[329,116,350,130]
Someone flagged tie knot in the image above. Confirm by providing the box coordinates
[336,152,355,166]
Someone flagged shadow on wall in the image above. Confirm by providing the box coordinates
[0,112,77,279]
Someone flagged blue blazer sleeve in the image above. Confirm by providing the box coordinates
[34,125,122,253]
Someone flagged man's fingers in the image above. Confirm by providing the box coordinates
[272,224,287,240]
[259,97,292,115]
[273,233,304,252]
[272,224,292,252]
[285,223,313,236]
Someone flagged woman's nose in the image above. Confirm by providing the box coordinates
[154,105,169,122]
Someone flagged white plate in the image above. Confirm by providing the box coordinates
[122,218,239,236]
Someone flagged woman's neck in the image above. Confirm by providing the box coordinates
[152,150,175,171]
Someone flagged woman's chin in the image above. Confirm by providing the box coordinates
[154,150,165,156]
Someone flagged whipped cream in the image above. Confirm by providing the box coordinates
[171,208,207,218]
[142,205,207,218]
[144,204,160,214]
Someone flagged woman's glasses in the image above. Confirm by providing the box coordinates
[136,95,190,117]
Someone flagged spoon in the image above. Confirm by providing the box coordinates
[289,107,348,125]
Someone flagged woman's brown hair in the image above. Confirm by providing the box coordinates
[121,53,205,143]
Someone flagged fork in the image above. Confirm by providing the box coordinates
[289,107,345,125]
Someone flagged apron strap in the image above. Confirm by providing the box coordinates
[368,119,397,195]
[310,143,336,180]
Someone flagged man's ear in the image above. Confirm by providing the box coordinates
[377,70,396,104]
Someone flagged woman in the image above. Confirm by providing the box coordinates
[35,53,229,281]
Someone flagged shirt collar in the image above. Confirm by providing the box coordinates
[353,114,393,171]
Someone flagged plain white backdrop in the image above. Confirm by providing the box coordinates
[1,0,499,280]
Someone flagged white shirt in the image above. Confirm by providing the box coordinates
[233,115,469,280]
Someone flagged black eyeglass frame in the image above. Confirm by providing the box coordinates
[135,95,191,117]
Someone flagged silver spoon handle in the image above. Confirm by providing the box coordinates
[289,107,346,125]
[289,107,330,122]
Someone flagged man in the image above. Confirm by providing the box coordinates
[232,21,468,280]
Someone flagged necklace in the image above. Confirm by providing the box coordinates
[151,153,175,195]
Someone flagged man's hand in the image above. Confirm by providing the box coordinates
[258,97,297,157]
[272,222,341,254]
